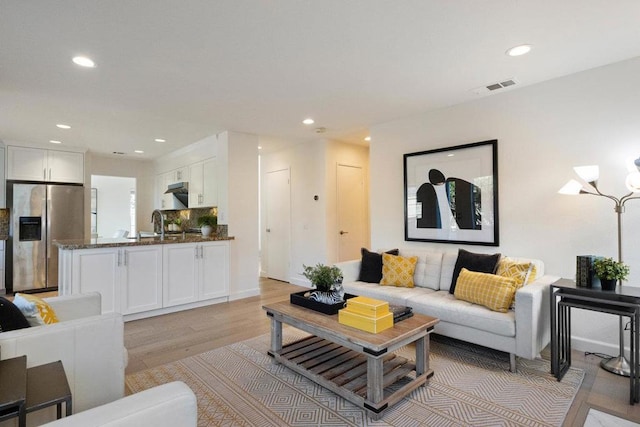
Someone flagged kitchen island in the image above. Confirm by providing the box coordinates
[56,234,234,321]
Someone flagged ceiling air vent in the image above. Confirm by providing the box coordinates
[470,78,519,95]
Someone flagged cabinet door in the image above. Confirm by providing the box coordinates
[162,172,174,208]
[71,248,120,314]
[202,157,218,207]
[121,246,163,314]
[7,146,48,181]
[174,166,189,183]
[199,242,229,300]
[48,150,84,183]
[188,162,204,207]
[155,174,166,209]
[163,244,198,307]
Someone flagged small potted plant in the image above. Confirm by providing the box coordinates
[302,263,344,304]
[593,257,630,291]
[197,215,218,237]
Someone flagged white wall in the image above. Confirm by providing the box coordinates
[224,131,260,300]
[91,175,135,237]
[261,139,370,285]
[370,56,640,356]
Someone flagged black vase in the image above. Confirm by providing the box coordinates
[600,278,617,291]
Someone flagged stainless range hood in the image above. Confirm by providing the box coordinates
[165,182,189,208]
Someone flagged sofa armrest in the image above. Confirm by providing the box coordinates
[41,381,197,427]
[0,312,126,416]
[46,292,102,321]
[514,275,559,359]
[334,259,361,283]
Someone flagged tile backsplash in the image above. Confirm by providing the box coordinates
[0,208,8,240]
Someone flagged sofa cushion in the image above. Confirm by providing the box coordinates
[398,250,443,290]
[410,290,516,337]
[0,296,31,332]
[381,253,418,287]
[358,248,399,283]
[449,249,501,294]
[343,281,429,307]
[454,268,516,313]
[496,258,537,289]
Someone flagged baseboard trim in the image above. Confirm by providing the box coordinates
[228,288,260,301]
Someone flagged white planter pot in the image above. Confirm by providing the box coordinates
[201,225,213,237]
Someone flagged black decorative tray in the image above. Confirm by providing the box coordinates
[290,291,357,315]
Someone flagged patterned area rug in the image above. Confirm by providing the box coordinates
[126,330,584,426]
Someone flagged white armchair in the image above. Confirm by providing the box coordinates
[0,292,126,426]
[40,382,197,427]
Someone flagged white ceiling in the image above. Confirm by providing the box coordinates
[2,0,640,159]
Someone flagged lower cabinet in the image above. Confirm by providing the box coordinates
[70,246,162,315]
[163,241,229,307]
[61,241,229,317]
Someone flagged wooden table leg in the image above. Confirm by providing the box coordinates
[269,314,282,355]
[415,335,429,384]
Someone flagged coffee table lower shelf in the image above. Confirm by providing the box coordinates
[268,335,433,419]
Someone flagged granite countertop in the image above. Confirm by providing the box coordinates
[54,233,234,250]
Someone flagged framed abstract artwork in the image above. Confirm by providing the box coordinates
[403,139,499,246]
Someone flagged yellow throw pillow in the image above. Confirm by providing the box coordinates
[16,293,59,324]
[380,253,418,288]
[496,259,537,290]
[454,268,516,313]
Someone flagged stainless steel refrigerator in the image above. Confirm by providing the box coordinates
[6,183,84,292]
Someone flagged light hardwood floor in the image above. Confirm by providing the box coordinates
[124,278,640,426]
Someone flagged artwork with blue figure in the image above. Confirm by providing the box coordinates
[416,169,482,230]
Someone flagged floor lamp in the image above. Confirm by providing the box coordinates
[559,160,640,376]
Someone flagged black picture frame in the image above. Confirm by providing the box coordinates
[403,139,499,246]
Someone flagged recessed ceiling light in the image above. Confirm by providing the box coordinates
[154,138,166,143]
[134,150,144,154]
[364,136,371,142]
[302,118,315,125]
[258,146,262,150]
[56,124,71,129]
[72,56,96,68]
[506,44,532,57]
[49,140,62,144]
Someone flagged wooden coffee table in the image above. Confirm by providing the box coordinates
[263,301,439,420]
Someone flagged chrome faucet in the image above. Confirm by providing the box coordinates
[151,209,165,240]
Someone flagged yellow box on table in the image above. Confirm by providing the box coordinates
[338,296,393,333]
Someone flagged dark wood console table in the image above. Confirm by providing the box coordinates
[550,278,640,404]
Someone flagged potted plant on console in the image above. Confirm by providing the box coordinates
[593,257,630,291]
[197,214,217,237]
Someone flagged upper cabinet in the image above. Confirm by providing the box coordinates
[189,157,218,208]
[7,146,84,184]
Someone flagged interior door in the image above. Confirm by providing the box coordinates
[265,168,290,281]
[337,164,366,262]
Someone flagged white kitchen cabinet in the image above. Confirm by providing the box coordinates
[166,166,189,184]
[7,146,84,184]
[70,248,120,314]
[69,246,162,315]
[121,246,163,315]
[163,241,228,307]
[188,157,218,208]
[199,241,229,300]
[163,243,199,307]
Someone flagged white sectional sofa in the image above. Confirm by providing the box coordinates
[0,293,126,426]
[335,249,559,371]
[41,381,197,427]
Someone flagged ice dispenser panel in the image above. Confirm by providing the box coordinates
[19,216,42,241]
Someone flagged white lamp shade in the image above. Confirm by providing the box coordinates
[626,171,640,193]
[558,179,584,195]
[573,165,599,183]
